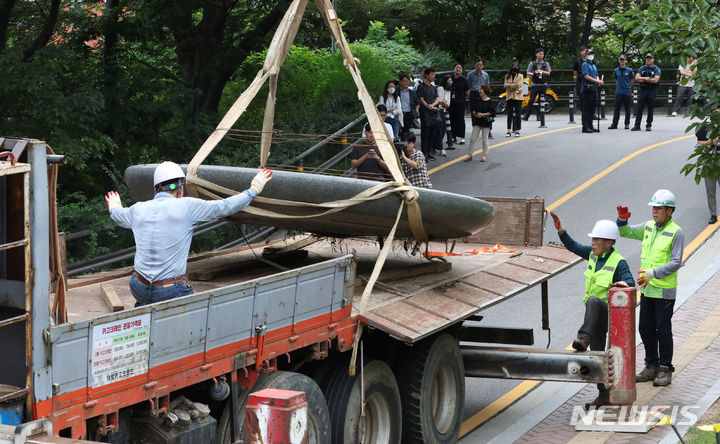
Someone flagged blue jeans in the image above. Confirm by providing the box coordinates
[385,116,400,140]
[129,274,194,307]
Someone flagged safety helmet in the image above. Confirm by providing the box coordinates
[587,220,619,240]
[648,189,676,207]
[153,161,185,187]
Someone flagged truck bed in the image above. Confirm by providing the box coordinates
[64,236,580,343]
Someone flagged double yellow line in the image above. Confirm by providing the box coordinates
[445,131,708,438]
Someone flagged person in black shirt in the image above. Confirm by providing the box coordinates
[351,123,391,181]
[522,48,552,120]
[631,53,661,131]
[572,45,587,113]
[417,67,440,161]
[465,84,495,163]
[696,120,720,224]
[450,64,469,145]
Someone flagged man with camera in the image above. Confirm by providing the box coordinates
[399,133,432,188]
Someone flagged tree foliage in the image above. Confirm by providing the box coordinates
[614,0,720,183]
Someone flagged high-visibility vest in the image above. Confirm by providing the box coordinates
[584,249,625,304]
[640,219,681,291]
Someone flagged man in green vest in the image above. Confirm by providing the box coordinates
[551,212,635,407]
[617,189,684,386]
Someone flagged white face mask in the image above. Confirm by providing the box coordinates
[587,55,595,61]
[388,87,395,94]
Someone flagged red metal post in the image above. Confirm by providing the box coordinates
[607,286,636,405]
[245,389,308,444]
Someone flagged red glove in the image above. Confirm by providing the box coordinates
[617,205,631,220]
[637,269,648,288]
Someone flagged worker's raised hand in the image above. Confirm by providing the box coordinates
[550,211,564,233]
[250,168,273,195]
[616,205,631,220]
[105,191,122,212]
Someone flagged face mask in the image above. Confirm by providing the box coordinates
[388,87,395,94]
[447,82,453,87]
[511,67,519,73]
[587,55,595,61]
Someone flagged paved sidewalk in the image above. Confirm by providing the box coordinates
[516,242,720,443]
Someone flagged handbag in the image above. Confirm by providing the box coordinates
[426,110,441,127]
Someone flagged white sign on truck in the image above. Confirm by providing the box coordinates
[91,313,151,387]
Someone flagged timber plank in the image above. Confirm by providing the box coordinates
[485,263,547,285]
[100,283,124,312]
[432,282,499,308]
[461,272,526,295]
[361,312,415,342]
[525,245,578,263]
[371,300,446,334]
[510,254,567,273]
[404,292,476,320]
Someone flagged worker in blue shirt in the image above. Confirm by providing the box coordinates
[105,161,273,306]
[551,211,635,408]
[580,49,603,133]
[608,54,634,130]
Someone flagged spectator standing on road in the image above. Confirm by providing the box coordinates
[377,80,402,140]
[465,84,495,163]
[523,48,551,121]
[617,190,684,387]
[581,49,603,133]
[573,45,588,114]
[450,64,469,145]
[550,212,635,408]
[417,67,440,161]
[631,53,661,131]
[671,56,697,117]
[352,123,391,181]
[467,59,489,101]
[400,133,432,189]
[695,117,720,224]
[398,75,419,138]
[504,61,523,137]
[608,54,634,130]
[436,75,453,156]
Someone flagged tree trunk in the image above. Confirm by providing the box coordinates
[22,0,60,61]
[0,0,16,53]
[580,0,595,47]
[102,0,120,190]
[568,0,580,53]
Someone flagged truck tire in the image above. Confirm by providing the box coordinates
[396,333,464,444]
[217,371,331,444]
[324,360,402,444]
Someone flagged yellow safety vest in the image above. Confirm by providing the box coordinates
[584,249,624,304]
[640,219,680,291]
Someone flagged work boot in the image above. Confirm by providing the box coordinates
[636,364,658,382]
[653,366,672,386]
[584,394,610,410]
[572,336,589,352]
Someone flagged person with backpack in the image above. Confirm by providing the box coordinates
[523,47,552,120]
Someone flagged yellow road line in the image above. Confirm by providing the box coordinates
[546,135,694,212]
[459,133,706,439]
[428,125,581,175]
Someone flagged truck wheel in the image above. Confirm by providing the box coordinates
[396,333,464,444]
[325,360,402,444]
[217,371,331,444]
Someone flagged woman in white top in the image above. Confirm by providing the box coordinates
[378,80,402,140]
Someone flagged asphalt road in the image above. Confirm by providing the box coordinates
[422,111,708,433]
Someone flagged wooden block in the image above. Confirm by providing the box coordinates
[361,261,452,283]
[101,283,124,312]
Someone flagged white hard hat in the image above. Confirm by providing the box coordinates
[648,189,676,207]
[587,220,619,240]
[153,161,185,186]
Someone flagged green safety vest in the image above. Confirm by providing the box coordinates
[584,249,625,304]
[640,219,681,291]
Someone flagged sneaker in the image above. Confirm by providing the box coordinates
[646,127,652,131]
[608,125,618,129]
[506,131,512,137]
[625,124,630,129]
[630,127,641,131]
[427,154,436,161]
[431,149,438,155]
[446,146,456,150]
[458,138,465,145]
[636,364,658,382]
[671,111,678,116]
[521,116,529,121]
[709,215,717,224]
[488,132,494,139]
[572,337,589,352]
[514,132,520,137]
[653,365,672,386]
[440,149,447,156]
